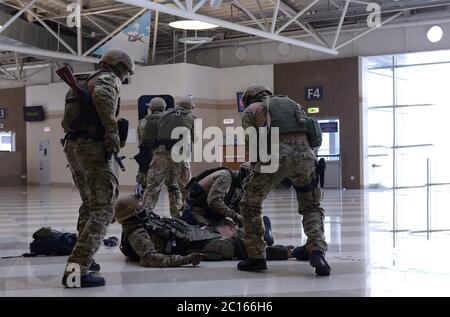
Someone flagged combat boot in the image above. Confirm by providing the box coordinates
[62,273,105,288]
[89,259,101,272]
[292,245,309,261]
[263,216,274,247]
[309,250,331,276]
[237,259,267,272]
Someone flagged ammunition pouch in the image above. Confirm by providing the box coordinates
[118,118,129,146]
[304,117,322,149]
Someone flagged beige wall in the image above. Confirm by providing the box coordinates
[25,63,272,186]
[25,102,239,186]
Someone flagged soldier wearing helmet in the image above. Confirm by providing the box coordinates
[114,194,206,267]
[135,98,167,188]
[62,48,135,288]
[114,195,292,264]
[142,95,197,217]
[180,163,275,247]
[180,164,247,228]
[237,83,331,276]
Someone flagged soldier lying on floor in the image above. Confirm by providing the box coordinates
[113,195,294,267]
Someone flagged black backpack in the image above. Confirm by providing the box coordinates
[29,227,77,256]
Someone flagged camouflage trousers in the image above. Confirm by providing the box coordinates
[240,133,327,259]
[64,139,119,275]
[127,227,190,267]
[136,170,147,188]
[143,146,191,217]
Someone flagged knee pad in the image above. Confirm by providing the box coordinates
[266,245,289,261]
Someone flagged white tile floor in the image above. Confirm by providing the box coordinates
[1,186,450,297]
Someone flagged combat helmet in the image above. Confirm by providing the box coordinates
[241,83,273,107]
[149,97,167,112]
[100,48,135,75]
[178,95,195,110]
[114,195,145,224]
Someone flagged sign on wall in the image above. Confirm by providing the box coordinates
[0,108,6,119]
[23,106,45,122]
[138,95,175,120]
[307,107,320,114]
[305,87,324,101]
[320,122,339,133]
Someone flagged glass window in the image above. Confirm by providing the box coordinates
[364,49,450,235]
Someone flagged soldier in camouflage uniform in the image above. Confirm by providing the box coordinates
[114,195,293,266]
[180,163,275,246]
[237,84,331,276]
[180,166,247,228]
[142,96,196,217]
[114,195,205,267]
[61,49,135,288]
[135,98,167,188]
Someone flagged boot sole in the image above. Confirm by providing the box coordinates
[237,261,268,272]
[237,266,267,272]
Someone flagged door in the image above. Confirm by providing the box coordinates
[39,140,50,186]
[317,119,341,189]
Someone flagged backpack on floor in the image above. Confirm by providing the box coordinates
[29,227,77,256]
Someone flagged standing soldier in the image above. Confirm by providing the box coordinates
[61,49,135,287]
[237,84,331,276]
[135,98,167,189]
[142,95,196,217]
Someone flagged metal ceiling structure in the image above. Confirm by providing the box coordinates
[0,0,450,80]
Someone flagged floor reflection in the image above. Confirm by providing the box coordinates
[0,186,449,296]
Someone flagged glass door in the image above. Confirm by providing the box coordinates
[364,51,450,244]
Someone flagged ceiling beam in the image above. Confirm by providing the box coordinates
[0,42,99,63]
[0,0,38,34]
[332,0,351,49]
[114,0,338,55]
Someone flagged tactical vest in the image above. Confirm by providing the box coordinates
[139,112,162,147]
[186,167,238,206]
[265,96,322,148]
[120,215,221,260]
[61,71,105,134]
[157,108,192,144]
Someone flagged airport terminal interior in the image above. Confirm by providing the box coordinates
[1,0,450,297]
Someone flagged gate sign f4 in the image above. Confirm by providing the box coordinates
[305,87,324,101]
